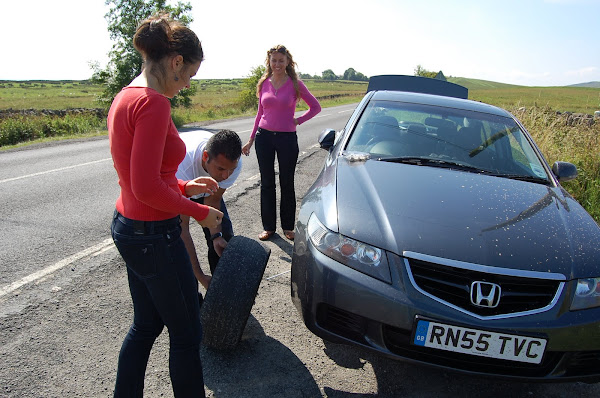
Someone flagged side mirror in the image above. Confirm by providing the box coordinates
[552,161,578,182]
[318,128,336,151]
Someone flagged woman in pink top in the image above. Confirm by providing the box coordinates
[108,13,221,398]
[242,45,321,241]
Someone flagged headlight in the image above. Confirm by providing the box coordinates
[307,213,391,283]
[570,278,600,310]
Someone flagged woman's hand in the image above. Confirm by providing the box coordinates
[242,138,254,156]
[196,206,223,229]
[185,176,219,197]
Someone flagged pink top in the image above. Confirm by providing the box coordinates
[108,87,209,222]
[250,78,321,138]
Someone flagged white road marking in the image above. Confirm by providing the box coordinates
[266,270,291,280]
[0,128,330,297]
[0,158,112,184]
[0,238,114,298]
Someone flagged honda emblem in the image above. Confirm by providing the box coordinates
[470,281,501,308]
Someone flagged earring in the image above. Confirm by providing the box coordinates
[174,74,179,82]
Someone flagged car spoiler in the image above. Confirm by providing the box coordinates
[367,75,468,99]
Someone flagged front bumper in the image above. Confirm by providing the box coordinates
[291,241,600,383]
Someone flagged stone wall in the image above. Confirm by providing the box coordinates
[0,108,106,119]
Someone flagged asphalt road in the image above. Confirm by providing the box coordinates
[1,103,599,397]
[0,104,355,316]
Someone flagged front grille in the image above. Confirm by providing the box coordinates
[408,258,561,317]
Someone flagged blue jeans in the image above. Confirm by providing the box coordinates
[192,197,233,274]
[254,128,299,231]
[111,211,205,398]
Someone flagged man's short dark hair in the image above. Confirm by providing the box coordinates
[205,129,242,162]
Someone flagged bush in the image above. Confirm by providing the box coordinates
[0,113,105,147]
[238,66,265,111]
[513,106,600,222]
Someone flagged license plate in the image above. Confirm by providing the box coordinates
[413,319,547,364]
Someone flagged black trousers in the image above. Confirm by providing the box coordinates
[254,128,299,231]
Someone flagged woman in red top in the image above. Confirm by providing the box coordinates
[108,13,221,398]
[242,45,321,241]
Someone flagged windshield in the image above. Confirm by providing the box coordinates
[345,100,549,181]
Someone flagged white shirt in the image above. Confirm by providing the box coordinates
[176,130,242,199]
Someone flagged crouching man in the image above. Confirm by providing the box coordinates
[176,129,242,289]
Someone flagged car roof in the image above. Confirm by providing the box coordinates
[370,90,512,118]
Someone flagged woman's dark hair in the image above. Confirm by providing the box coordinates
[133,13,203,66]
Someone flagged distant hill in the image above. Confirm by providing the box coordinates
[568,81,600,88]
[448,77,522,90]
[448,77,600,90]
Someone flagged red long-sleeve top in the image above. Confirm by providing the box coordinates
[108,87,209,222]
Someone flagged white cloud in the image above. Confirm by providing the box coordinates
[566,66,599,77]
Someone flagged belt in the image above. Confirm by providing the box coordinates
[114,211,181,235]
[258,127,296,135]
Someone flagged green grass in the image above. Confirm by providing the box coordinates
[508,105,600,221]
[0,113,106,147]
[450,77,600,114]
[0,80,102,110]
[1,78,599,223]
[170,79,367,125]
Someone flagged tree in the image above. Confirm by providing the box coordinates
[238,65,265,111]
[342,68,368,81]
[414,65,438,79]
[91,0,196,108]
[322,69,338,81]
[354,71,368,81]
[343,68,357,81]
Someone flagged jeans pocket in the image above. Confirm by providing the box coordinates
[111,218,183,279]
[113,236,161,278]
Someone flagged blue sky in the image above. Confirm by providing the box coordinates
[3,0,599,86]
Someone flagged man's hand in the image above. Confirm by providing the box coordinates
[197,273,212,290]
[185,176,219,197]
[213,236,228,257]
[180,214,211,290]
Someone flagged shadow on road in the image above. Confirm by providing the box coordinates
[201,314,321,397]
[321,340,596,398]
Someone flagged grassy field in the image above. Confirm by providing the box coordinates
[452,77,600,115]
[2,78,598,114]
[0,79,368,148]
[0,80,102,110]
[0,79,367,112]
[1,77,599,220]
[171,79,368,123]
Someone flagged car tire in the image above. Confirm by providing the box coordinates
[200,235,271,350]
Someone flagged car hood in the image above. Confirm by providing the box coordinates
[335,157,600,279]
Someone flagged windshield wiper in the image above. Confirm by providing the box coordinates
[493,173,550,185]
[377,156,488,173]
